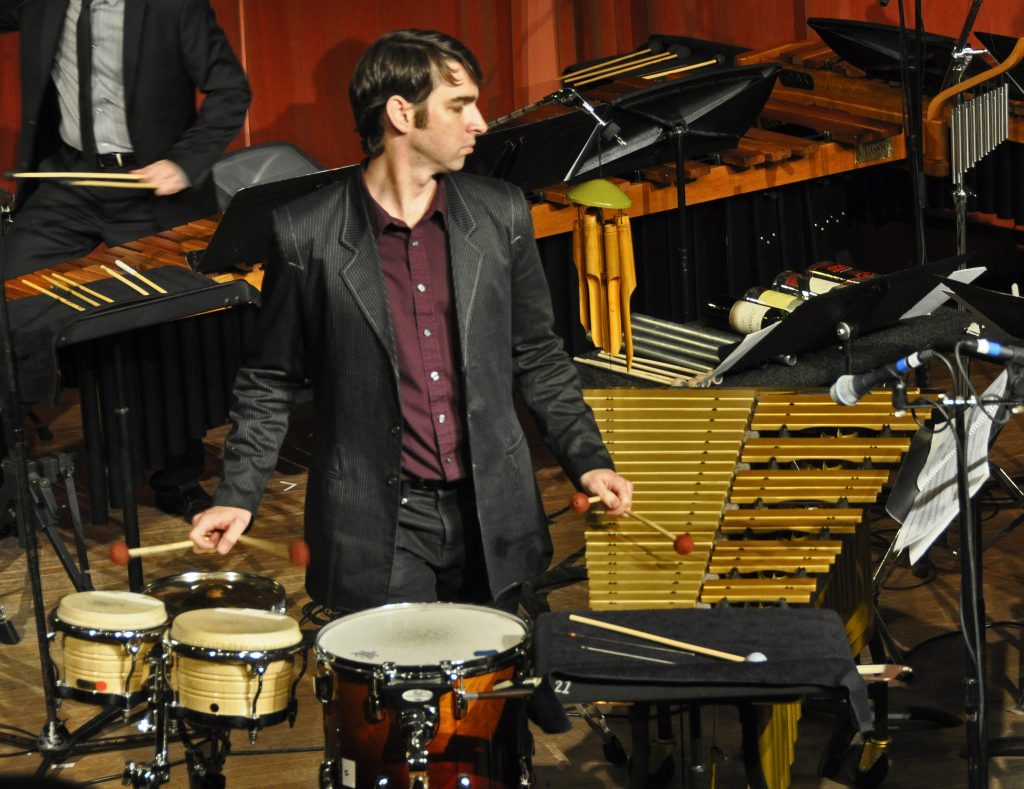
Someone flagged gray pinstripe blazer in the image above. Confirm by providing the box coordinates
[214,168,613,612]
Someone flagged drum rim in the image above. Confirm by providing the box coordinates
[313,601,530,675]
[140,571,288,614]
[50,610,168,643]
[168,638,304,664]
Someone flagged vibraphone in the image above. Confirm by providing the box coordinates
[582,387,924,788]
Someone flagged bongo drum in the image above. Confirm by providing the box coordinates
[52,591,168,707]
[142,571,287,617]
[314,603,531,789]
[167,607,304,733]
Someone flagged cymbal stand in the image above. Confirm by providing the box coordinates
[0,199,155,774]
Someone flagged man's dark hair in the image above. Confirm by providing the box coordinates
[350,29,484,157]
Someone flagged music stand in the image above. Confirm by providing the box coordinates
[975,32,1024,99]
[941,279,1024,340]
[192,165,356,273]
[710,278,881,379]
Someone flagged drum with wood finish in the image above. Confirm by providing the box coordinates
[314,603,532,789]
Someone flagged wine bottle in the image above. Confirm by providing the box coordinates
[806,260,878,284]
[772,269,839,297]
[743,286,804,313]
[705,297,786,335]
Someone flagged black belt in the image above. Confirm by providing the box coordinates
[94,151,137,169]
[402,477,466,493]
[63,143,137,169]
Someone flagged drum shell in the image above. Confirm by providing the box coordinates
[170,647,299,722]
[53,622,163,703]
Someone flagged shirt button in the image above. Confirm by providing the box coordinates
[429,371,439,382]
[445,457,453,464]
[411,240,420,247]
[417,284,426,293]
[438,414,446,424]
[423,329,431,337]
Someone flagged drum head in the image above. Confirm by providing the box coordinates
[141,572,287,617]
[56,591,167,630]
[316,603,527,668]
[170,607,302,651]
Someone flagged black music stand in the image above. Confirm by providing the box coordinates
[942,279,1024,340]
[976,32,1024,99]
[807,18,984,94]
[192,164,355,274]
[711,276,881,379]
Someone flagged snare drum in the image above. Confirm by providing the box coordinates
[142,571,287,617]
[167,607,304,732]
[315,603,531,789]
[51,591,168,707]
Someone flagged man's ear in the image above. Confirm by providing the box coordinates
[384,95,415,134]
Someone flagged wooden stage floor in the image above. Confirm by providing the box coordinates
[2,368,1024,788]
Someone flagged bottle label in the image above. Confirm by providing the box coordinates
[808,277,842,295]
[753,289,802,312]
[729,301,772,334]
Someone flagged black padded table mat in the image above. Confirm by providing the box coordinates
[534,607,872,732]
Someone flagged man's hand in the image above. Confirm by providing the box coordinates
[131,159,189,196]
[579,468,633,517]
[189,506,252,555]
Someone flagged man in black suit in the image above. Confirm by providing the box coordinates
[0,0,251,519]
[189,29,633,613]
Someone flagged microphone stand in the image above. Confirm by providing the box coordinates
[896,358,1024,788]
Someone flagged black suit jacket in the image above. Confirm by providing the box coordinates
[214,170,614,611]
[0,0,251,228]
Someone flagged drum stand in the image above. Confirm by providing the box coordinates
[0,202,157,776]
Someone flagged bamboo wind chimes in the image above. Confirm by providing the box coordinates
[569,177,636,367]
[571,197,637,368]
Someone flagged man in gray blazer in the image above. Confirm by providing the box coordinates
[189,29,633,614]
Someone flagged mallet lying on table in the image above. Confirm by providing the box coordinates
[109,535,310,567]
[570,492,695,555]
[569,614,767,663]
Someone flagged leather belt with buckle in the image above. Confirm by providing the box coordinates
[95,151,137,169]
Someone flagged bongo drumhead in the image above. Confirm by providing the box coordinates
[316,602,527,668]
[56,591,167,631]
[142,571,287,617]
[170,607,301,651]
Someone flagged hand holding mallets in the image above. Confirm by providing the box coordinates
[110,535,310,566]
[570,492,695,555]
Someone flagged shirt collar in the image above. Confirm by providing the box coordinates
[359,167,447,240]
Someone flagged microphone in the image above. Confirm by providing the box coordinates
[830,350,937,406]
[960,338,1024,364]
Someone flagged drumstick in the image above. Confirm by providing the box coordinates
[569,493,695,554]
[21,280,86,311]
[9,171,145,180]
[51,272,115,303]
[41,274,100,307]
[69,180,159,189]
[100,264,148,295]
[109,535,311,566]
[568,614,763,663]
[115,259,167,294]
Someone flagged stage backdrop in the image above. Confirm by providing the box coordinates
[0,0,1020,189]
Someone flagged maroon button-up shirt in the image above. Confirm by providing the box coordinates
[361,173,466,482]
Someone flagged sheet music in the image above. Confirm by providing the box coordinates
[900,266,986,321]
[892,371,1008,564]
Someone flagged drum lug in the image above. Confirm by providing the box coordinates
[368,662,396,721]
[315,663,334,705]
[441,660,467,719]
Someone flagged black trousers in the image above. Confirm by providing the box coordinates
[385,480,491,606]
[1,144,161,280]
